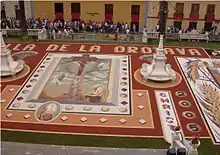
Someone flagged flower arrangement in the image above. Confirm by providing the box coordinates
[190,135,200,145]
[212,50,220,56]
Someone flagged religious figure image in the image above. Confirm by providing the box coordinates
[36,54,112,105]
[36,101,61,122]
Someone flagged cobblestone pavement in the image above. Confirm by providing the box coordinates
[1,141,167,155]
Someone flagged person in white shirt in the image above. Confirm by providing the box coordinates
[52,29,56,40]
[125,23,128,30]
[126,28,130,41]
[156,24,160,32]
[132,24,136,32]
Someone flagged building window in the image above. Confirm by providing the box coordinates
[54,3,63,13]
[131,5,140,16]
[71,3,80,13]
[206,4,215,15]
[71,3,80,21]
[190,4,200,20]
[175,3,184,14]
[131,5,140,32]
[190,4,200,15]
[204,22,212,31]
[105,4,113,22]
[174,3,184,20]
[205,4,215,23]
[54,3,64,20]
[174,21,182,30]
[105,4,113,15]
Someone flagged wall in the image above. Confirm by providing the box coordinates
[33,1,54,20]
[32,1,146,30]
[148,1,220,31]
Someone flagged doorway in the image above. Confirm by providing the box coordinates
[204,22,212,32]
[189,22,197,30]
[174,21,182,30]
[130,22,139,32]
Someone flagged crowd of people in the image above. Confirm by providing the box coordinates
[1,17,137,34]
[1,17,220,38]
[153,19,220,36]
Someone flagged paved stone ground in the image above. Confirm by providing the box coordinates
[1,141,167,155]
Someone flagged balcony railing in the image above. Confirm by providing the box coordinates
[1,29,220,42]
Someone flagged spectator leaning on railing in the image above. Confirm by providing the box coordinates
[0,17,135,35]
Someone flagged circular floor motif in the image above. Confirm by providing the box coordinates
[178,100,192,108]
[28,104,36,109]
[35,101,61,122]
[0,64,30,83]
[120,94,128,98]
[182,111,196,119]
[186,123,202,133]
[120,82,127,86]
[101,107,110,112]
[119,107,128,112]
[12,103,21,108]
[175,91,187,97]
[65,105,74,110]
[134,69,182,88]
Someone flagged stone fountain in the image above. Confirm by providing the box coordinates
[0,32,24,77]
[140,35,176,82]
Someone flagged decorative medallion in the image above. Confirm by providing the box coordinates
[182,111,196,119]
[83,107,92,111]
[119,107,128,112]
[35,101,61,122]
[101,107,110,112]
[178,100,192,108]
[186,123,202,133]
[65,105,74,110]
[175,91,187,97]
